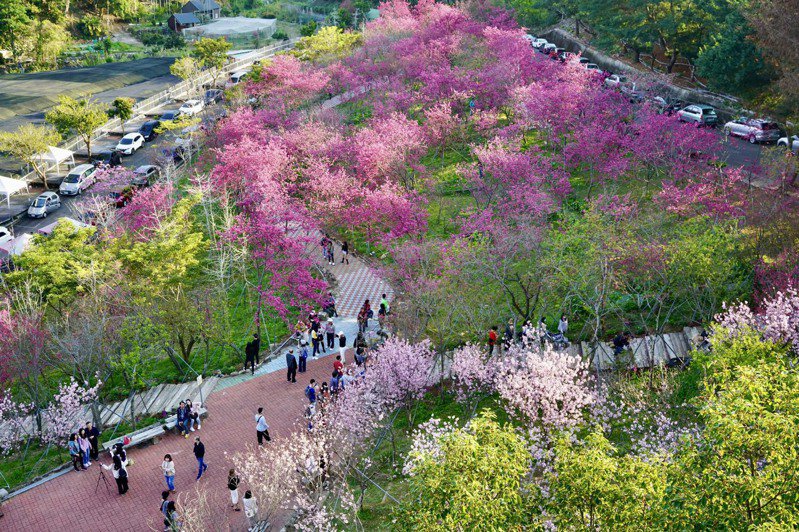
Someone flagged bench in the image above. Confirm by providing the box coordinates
[101,424,166,452]
[163,407,208,434]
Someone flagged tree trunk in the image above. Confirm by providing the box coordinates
[666,52,678,74]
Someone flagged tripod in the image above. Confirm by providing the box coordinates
[95,465,112,494]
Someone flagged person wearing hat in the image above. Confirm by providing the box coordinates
[324,319,336,351]
[285,349,298,383]
[338,331,347,362]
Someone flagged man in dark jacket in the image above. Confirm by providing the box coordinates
[286,349,298,383]
[193,437,208,480]
[244,333,260,374]
[177,401,189,438]
[85,420,100,461]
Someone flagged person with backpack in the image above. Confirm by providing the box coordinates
[102,453,129,495]
[255,407,271,445]
[305,380,317,405]
[165,501,181,531]
[160,491,171,531]
[228,468,242,511]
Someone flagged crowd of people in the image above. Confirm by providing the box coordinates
[489,314,571,354]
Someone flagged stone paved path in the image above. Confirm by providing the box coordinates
[0,251,389,531]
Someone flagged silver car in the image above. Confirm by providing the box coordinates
[131,165,161,186]
[59,164,97,196]
[723,117,781,144]
[28,191,61,219]
[677,104,718,127]
[778,135,799,153]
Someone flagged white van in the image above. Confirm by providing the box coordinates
[225,70,251,89]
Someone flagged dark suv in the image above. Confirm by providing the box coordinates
[138,120,161,142]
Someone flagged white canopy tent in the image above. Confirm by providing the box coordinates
[32,146,75,174]
[0,175,29,208]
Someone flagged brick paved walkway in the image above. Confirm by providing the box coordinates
[0,253,389,531]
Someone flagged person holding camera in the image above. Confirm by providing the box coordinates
[102,452,129,495]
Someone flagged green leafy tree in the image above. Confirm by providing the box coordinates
[291,26,363,63]
[696,11,774,96]
[4,222,110,312]
[544,430,667,529]
[0,0,33,63]
[45,96,107,157]
[170,56,202,98]
[191,37,232,87]
[78,14,105,38]
[335,8,353,29]
[108,97,135,133]
[669,360,799,529]
[0,123,61,188]
[396,411,534,530]
[299,20,317,37]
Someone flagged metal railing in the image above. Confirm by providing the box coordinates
[16,39,298,184]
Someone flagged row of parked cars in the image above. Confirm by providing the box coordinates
[523,34,796,149]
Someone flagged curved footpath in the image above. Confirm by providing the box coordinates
[0,251,392,531]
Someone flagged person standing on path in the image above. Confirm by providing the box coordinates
[194,437,208,480]
[228,469,242,511]
[243,490,258,530]
[325,319,335,350]
[102,453,129,495]
[162,454,176,492]
[305,380,317,405]
[340,241,349,265]
[558,314,568,337]
[85,421,100,461]
[311,328,321,358]
[165,501,181,532]
[286,349,298,383]
[488,326,498,355]
[298,341,308,373]
[338,331,347,361]
[255,407,271,445]
[380,294,390,315]
[68,433,84,472]
[160,491,171,531]
[333,355,343,374]
[77,428,92,468]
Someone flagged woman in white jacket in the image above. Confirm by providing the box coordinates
[243,490,258,530]
[102,453,129,495]
[162,454,176,492]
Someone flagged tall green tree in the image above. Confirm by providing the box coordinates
[191,37,231,87]
[45,96,107,157]
[0,123,62,188]
[108,97,135,133]
[0,0,33,63]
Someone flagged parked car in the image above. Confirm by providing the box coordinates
[778,135,799,153]
[604,74,629,88]
[225,70,250,89]
[531,38,548,49]
[27,191,61,218]
[523,34,537,44]
[138,120,161,142]
[91,149,122,168]
[0,226,11,246]
[583,63,603,74]
[723,117,781,144]
[116,132,145,155]
[677,104,718,127]
[159,109,182,121]
[131,165,161,187]
[179,99,205,116]
[541,43,557,54]
[551,47,566,60]
[620,83,644,103]
[651,96,683,116]
[58,164,97,196]
[204,89,224,105]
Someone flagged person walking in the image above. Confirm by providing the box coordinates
[102,453,129,495]
[255,407,271,445]
[298,342,308,373]
[326,241,335,265]
[338,331,347,361]
[162,454,176,492]
[286,349,298,383]
[68,433,84,472]
[243,490,258,530]
[228,469,242,511]
[488,325,498,355]
[340,241,349,265]
[380,293,390,315]
[85,421,100,461]
[77,428,92,468]
[194,437,208,480]
[245,333,260,374]
[324,319,335,350]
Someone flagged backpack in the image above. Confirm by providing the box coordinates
[305,386,312,400]
[118,465,128,478]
